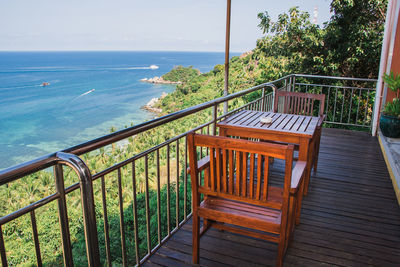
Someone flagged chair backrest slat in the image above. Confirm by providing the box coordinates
[229,150,234,194]
[249,153,255,198]
[256,155,262,200]
[242,152,248,197]
[222,149,228,193]
[216,148,221,192]
[210,147,215,191]
[274,91,325,117]
[188,133,294,208]
[262,156,270,201]
[235,151,241,196]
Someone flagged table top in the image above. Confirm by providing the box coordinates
[217,110,319,138]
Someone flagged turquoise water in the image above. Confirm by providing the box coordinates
[0,51,238,169]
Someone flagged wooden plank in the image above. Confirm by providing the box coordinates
[298,116,312,133]
[236,111,260,126]
[269,114,288,129]
[229,150,234,194]
[262,156,270,201]
[275,114,293,130]
[236,151,241,196]
[256,155,262,200]
[224,110,247,123]
[216,148,221,192]
[244,112,264,127]
[222,149,227,193]
[242,152,248,197]
[249,153,255,198]
[284,115,300,131]
[210,147,215,191]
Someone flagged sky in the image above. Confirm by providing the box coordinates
[0,0,332,53]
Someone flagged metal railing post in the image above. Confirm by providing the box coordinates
[292,75,296,92]
[261,87,266,112]
[56,152,100,267]
[0,225,7,267]
[54,164,74,267]
[213,104,218,136]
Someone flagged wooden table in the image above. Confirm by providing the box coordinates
[217,110,319,224]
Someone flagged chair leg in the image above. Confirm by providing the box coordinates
[276,237,286,267]
[200,219,212,236]
[193,214,200,264]
[295,178,304,225]
[303,138,314,196]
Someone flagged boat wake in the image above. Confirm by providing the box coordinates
[64,89,96,118]
[78,88,95,98]
[113,65,159,70]
[70,89,96,102]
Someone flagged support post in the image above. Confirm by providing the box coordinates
[223,0,232,114]
[261,87,266,111]
[54,164,74,267]
[56,152,100,267]
[213,104,218,136]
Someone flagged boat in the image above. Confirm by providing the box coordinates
[149,65,159,69]
[41,82,50,87]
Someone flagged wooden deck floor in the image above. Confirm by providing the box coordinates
[143,128,400,267]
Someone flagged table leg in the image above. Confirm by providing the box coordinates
[303,136,315,195]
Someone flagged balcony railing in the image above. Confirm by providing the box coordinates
[0,74,376,266]
[291,74,377,128]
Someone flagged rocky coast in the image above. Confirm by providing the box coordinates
[140,76,181,84]
[142,92,168,113]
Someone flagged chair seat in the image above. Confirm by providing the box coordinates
[198,196,282,234]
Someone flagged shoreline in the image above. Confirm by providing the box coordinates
[140,76,181,84]
[142,92,168,114]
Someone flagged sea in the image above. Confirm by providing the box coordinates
[0,51,240,170]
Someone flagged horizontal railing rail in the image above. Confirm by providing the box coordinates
[293,73,377,83]
[0,73,376,266]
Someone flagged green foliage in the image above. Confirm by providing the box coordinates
[383,71,400,95]
[256,7,325,77]
[383,71,400,117]
[257,1,387,79]
[324,0,387,78]
[162,65,200,83]
[383,98,400,117]
[212,64,224,75]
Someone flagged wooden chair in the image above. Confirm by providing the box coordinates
[188,132,306,267]
[273,91,325,173]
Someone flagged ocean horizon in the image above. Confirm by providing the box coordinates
[0,51,240,169]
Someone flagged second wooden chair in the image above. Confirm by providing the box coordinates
[273,91,325,193]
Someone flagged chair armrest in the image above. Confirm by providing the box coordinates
[187,155,210,174]
[290,161,307,194]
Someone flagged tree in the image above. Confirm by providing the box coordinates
[256,1,388,79]
[320,0,387,78]
[256,7,325,79]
